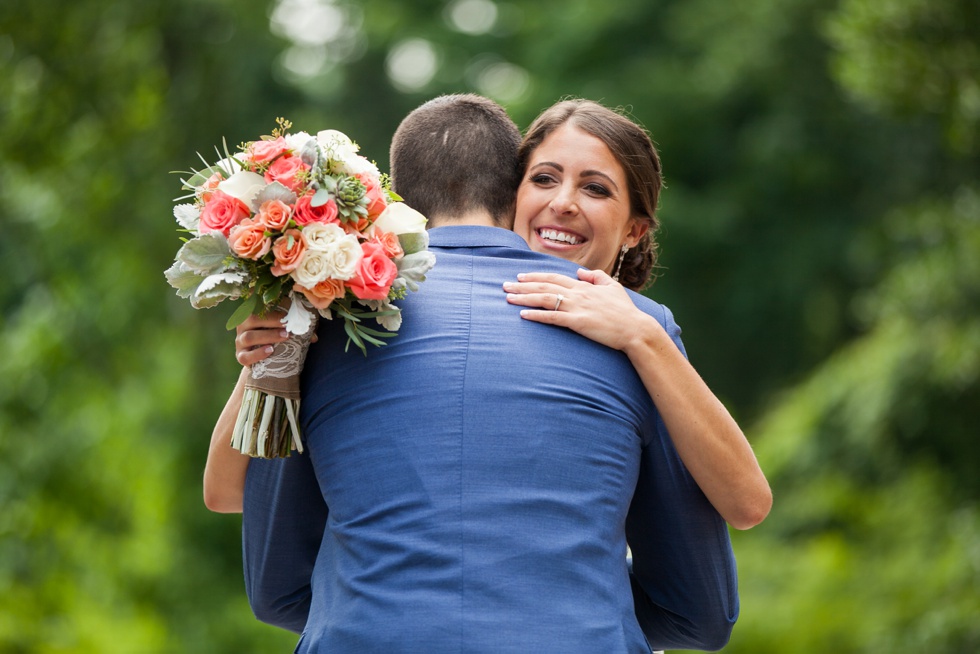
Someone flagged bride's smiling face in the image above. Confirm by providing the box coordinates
[514,124,647,274]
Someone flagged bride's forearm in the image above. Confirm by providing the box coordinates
[623,316,772,530]
[203,367,251,514]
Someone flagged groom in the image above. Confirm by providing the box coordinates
[242,94,738,652]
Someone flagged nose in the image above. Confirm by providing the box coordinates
[549,183,578,216]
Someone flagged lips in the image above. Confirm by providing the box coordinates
[536,227,584,246]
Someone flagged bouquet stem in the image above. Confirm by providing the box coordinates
[231,386,304,458]
[229,320,315,458]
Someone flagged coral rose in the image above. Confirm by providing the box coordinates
[356,172,388,219]
[199,189,249,237]
[295,278,347,310]
[257,199,292,231]
[294,193,339,226]
[228,218,272,260]
[248,136,288,166]
[264,155,309,193]
[348,240,398,301]
[271,228,306,276]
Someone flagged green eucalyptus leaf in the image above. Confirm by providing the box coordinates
[226,293,260,330]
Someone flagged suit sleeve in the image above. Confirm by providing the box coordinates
[625,306,739,652]
[242,451,328,634]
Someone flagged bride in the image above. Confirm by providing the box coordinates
[206,98,772,531]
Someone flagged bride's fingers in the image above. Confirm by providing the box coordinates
[505,291,567,311]
[514,272,577,288]
[236,327,289,351]
[236,344,275,367]
[576,268,616,286]
[502,280,567,297]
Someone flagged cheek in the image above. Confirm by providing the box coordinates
[513,190,534,236]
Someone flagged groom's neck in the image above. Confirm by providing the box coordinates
[427,209,504,229]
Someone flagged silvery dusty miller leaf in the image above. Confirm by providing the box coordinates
[177,233,235,275]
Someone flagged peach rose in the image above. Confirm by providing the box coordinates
[356,172,388,219]
[248,136,288,166]
[294,193,339,226]
[199,171,224,202]
[257,199,293,231]
[228,218,272,260]
[264,155,309,193]
[372,228,404,260]
[271,228,306,276]
[295,278,347,310]
[348,240,398,301]
[199,189,250,236]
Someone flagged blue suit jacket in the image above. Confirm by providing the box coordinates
[242,226,738,653]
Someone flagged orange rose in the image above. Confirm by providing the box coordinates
[372,228,404,260]
[199,171,225,202]
[348,239,398,301]
[257,199,292,231]
[199,189,249,236]
[342,214,371,237]
[271,228,306,276]
[295,278,347,310]
[264,155,309,193]
[228,218,272,260]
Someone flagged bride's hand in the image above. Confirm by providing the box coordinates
[503,268,657,351]
[234,310,289,367]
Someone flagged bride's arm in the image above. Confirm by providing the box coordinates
[203,368,252,513]
[203,313,289,513]
[504,269,772,530]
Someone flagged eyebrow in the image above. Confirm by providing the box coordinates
[529,161,620,192]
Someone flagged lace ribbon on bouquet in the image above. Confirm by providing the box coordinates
[230,318,317,458]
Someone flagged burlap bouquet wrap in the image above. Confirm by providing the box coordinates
[230,320,316,458]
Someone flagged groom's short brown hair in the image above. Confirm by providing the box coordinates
[390,94,521,228]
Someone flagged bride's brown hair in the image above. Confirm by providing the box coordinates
[518,100,662,291]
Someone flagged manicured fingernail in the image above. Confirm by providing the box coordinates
[279,330,289,338]
[503,282,514,291]
[520,310,529,317]
[517,273,527,281]
[265,346,275,354]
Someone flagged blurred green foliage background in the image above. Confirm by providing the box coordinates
[1,0,978,651]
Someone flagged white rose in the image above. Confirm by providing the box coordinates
[321,233,363,280]
[291,248,332,288]
[217,171,267,208]
[301,222,346,251]
[372,202,427,236]
[316,129,359,163]
[339,155,380,177]
[284,131,313,151]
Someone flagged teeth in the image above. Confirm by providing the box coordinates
[539,229,582,245]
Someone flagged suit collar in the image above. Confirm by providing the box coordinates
[427,225,530,251]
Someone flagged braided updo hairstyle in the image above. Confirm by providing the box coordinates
[518,100,662,291]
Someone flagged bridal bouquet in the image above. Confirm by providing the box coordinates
[166,118,435,458]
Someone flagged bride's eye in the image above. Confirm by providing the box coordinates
[530,173,556,186]
[585,182,611,197]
